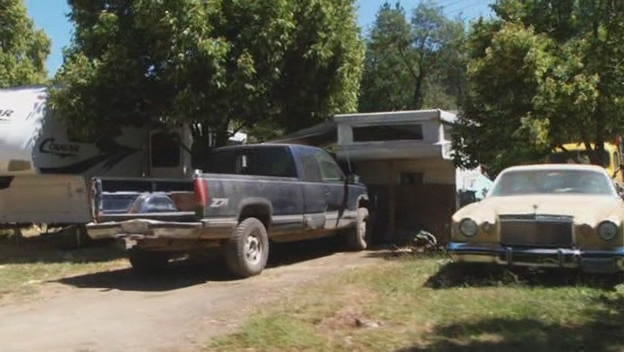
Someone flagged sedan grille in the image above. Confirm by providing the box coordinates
[499,214,573,247]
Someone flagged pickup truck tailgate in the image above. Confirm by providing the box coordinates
[86,177,201,239]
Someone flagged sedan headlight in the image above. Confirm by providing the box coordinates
[459,218,478,237]
[598,221,619,241]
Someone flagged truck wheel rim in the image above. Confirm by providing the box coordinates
[245,233,262,265]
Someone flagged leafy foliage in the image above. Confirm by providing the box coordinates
[0,0,51,87]
[454,0,624,174]
[50,0,363,146]
[358,1,467,112]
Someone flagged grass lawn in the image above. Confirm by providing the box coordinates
[0,235,127,300]
[208,255,624,352]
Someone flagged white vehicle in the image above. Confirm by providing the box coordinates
[0,86,243,227]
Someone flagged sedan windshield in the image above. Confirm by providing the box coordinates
[489,169,615,196]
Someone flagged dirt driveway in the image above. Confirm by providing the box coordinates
[0,240,384,352]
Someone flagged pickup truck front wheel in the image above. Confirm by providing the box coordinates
[346,208,369,251]
[225,218,269,278]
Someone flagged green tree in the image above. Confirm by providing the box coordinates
[50,0,363,147]
[454,0,624,174]
[358,1,466,112]
[0,0,51,87]
[270,0,364,133]
[359,3,413,112]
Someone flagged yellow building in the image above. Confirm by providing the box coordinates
[548,142,623,185]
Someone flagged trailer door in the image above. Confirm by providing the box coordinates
[149,127,192,178]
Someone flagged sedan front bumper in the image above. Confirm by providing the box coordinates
[448,242,624,273]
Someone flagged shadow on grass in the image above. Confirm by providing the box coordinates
[0,236,124,265]
[56,257,234,292]
[424,262,622,290]
[398,292,624,352]
[56,237,347,292]
[396,315,624,352]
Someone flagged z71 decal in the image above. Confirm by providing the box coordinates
[209,198,229,208]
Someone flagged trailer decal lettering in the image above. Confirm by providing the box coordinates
[0,109,14,121]
[39,139,139,174]
[39,138,81,157]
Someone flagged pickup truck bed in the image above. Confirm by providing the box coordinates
[86,144,371,277]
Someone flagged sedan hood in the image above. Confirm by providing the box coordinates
[478,195,621,222]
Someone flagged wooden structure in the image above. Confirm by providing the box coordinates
[272,110,459,243]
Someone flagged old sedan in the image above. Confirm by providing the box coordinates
[448,164,624,273]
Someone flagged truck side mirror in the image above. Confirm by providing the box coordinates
[347,174,360,184]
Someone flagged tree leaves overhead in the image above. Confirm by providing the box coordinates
[454,0,624,174]
[50,0,364,145]
[0,0,51,87]
[270,0,364,133]
[358,1,467,113]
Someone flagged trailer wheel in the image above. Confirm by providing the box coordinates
[346,208,369,251]
[128,250,169,274]
[225,218,269,278]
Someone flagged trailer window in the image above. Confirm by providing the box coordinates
[352,124,423,142]
[151,132,180,168]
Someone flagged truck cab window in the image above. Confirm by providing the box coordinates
[205,147,296,178]
[251,147,297,178]
[314,151,344,182]
[151,132,181,168]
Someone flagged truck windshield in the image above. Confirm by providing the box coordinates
[205,146,297,178]
[490,169,615,196]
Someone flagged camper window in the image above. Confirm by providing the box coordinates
[400,172,423,185]
[151,132,181,168]
[352,124,423,142]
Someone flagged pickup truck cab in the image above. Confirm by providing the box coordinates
[87,144,370,277]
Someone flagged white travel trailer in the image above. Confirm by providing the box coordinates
[0,86,243,226]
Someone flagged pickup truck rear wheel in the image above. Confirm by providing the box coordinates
[128,250,169,274]
[346,208,369,251]
[225,218,269,278]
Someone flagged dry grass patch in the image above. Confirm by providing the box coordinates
[0,236,127,302]
[208,256,624,352]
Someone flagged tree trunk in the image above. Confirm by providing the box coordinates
[594,108,606,167]
[215,129,230,148]
[413,67,425,109]
[214,115,232,148]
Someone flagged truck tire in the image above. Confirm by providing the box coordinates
[225,218,269,278]
[346,208,369,251]
[128,250,169,274]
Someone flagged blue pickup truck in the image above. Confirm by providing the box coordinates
[87,144,371,277]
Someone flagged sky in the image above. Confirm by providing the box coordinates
[25,0,494,76]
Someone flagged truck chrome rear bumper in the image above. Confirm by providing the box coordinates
[448,242,624,273]
[87,218,237,240]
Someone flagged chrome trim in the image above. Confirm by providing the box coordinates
[448,242,624,272]
[498,215,574,247]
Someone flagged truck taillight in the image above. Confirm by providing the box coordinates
[194,177,209,207]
